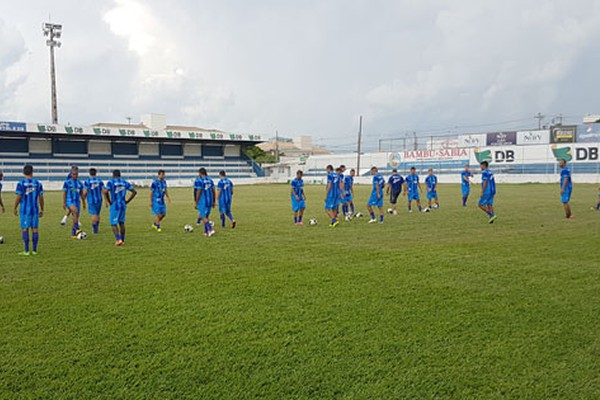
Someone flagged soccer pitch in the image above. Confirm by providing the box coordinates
[1,183,599,399]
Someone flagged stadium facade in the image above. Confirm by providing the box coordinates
[0,114,265,190]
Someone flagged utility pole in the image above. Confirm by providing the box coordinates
[534,112,545,130]
[126,117,132,125]
[356,116,363,175]
[274,130,280,162]
[43,22,62,124]
[413,132,417,150]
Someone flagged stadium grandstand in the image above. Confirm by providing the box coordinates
[0,114,265,189]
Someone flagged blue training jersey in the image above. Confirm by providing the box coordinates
[560,167,572,192]
[84,177,104,204]
[481,169,496,195]
[372,173,385,196]
[218,178,233,204]
[344,175,353,195]
[461,170,472,186]
[151,179,167,205]
[406,174,419,193]
[15,179,44,216]
[106,178,134,209]
[195,177,215,207]
[0,181,2,194]
[425,175,438,191]
[326,172,339,200]
[388,174,404,192]
[63,179,84,206]
[291,177,304,198]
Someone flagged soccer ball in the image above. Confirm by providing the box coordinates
[0,236,4,244]
[77,231,88,240]
[309,218,318,225]
[423,207,431,213]
[387,208,394,214]
[344,215,352,222]
[355,212,363,218]
[184,224,194,233]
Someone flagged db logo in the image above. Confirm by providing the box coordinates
[494,150,515,163]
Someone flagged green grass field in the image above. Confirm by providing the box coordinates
[1,183,599,399]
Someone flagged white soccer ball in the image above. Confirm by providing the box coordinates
[344,215,352,222]
[77,231,88,240]
[355,212,363,218]
[309,218,318,225]
[423,207,431,213]
[387,208,394,214]
[0,236,4,244]
[184,224,194,233]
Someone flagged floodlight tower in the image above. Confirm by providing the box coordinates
[43,22,62,124]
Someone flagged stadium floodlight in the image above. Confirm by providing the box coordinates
[42,22,62,124]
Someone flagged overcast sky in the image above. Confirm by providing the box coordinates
[1,0,599,150]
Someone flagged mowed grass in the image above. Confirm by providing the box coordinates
[0,182,599,399]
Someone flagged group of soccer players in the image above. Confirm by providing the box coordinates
[289,161,500,227]
[3,164,236,255]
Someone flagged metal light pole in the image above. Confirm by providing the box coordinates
[43,22,62,124]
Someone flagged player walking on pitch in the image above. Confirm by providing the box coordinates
[343,169,356,219]
[291,170,306,225]
[104,169,137,246]
[83,168,104,234]
[62,166,86,239]
[405,167,423,213]
[0,170,5,215]
[216,170,236,228]
[461,165,473,207]
[14,165,44,255]
[324,165,340,228]
[424,169,439,211]
[151,169,171,232]
[367,166,385,223]
[194,168,216,237]
[478,161,497,223]
[558,159,574,219]
[386,169,404,215]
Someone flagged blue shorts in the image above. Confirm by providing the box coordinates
[325,198,337,211]
[479,194,494,206]
[291,198,306,212]
[561,191,571,204]
[219,200,232,214]
[408,192,420,201]
[88,202,102,216]
[152,203,167,215]
[109,205,127,225]
[20,214,39,230]
[66,201,80,212]
[344,192,353,203]
[198,204,212,218]
[368,193,384,208]
[427,191,438,200]
[462,185,470,196]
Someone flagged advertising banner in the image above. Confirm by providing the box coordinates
[576,123,600,143]
[0,121,27,132]
[486,131,517,146]
[470,143,599,165]
[516,130,550,145]
[458,134,486,148]
[22,123,261,143]
[550,125,576,143]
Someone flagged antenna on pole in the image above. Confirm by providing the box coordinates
[356,116,363,175]
[534,112,545,130]
[275,130,280,162]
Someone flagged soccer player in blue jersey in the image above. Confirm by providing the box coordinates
[324,165,340,228]
[461,165,473,207]
[150,170,171,232]
[217,170,236,229]
[386,169,404,215]
[82,168,104,234]
[343,169,355,219]
[336,166,346,217]
[0,170,5,214]
[62,166,86,239]
[425,168,439,211]
[478,161,497,223]
[291,170,306,225]
[367,167,385,223]
[60,165,78,225]
[195,168,216,237]
[404,167,422,213]
[14,165,44,255]
[558,159,574,219]
[104,169,137,246]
